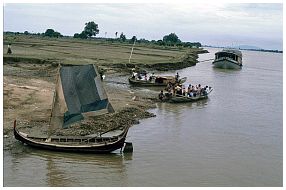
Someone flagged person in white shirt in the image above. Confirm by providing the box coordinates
[7,44,12,54]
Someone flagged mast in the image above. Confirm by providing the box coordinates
[128,40,136,64]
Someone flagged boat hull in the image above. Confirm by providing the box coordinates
[168,94,208,103]
[163,89,213,103]
[13,121,129,153]
[128,77,166,86]
[212,58,242,69]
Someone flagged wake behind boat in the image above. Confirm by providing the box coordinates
[14,64,131,153]
[212,48,242,69]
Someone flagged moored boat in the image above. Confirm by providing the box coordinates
[13,120,129,153]
[212,48,242,69]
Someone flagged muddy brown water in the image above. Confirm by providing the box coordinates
[4,48,282,186]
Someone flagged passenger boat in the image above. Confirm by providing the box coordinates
[14,64,131,153]
[128,76,187,87]
[212,48,242,69]
[162,88,213,103]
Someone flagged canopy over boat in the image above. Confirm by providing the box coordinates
[52,64,114,128]
[215,48,242,58]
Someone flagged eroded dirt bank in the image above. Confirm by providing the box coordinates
[3,62,157,149]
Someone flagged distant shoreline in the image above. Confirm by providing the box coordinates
[204,46,283,53]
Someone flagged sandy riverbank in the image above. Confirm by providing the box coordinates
[3,62,158,149]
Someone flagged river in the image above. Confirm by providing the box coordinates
[3,48,283,186]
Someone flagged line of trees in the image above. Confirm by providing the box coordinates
[123,33,201,48]
[4,21,202,48]
[72,21,201,47]
[6,29,63,38]
[105,32,201,47]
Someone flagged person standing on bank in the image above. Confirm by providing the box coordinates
[7,44,12,54]
[175,72,179,82]
[158,90,165,101]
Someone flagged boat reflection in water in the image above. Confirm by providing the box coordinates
[7,146,133,186]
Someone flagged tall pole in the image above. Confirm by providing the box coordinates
[128,40,136,64]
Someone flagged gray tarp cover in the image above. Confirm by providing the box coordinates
[59,64,114,127]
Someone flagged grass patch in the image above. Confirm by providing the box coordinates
[3,34,206,70]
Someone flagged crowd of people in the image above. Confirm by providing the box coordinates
[159,82,212,100]
[131,69,155,82]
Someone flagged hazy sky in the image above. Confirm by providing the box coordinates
[3,3,283,50]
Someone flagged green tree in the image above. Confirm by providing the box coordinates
[74,31,88,39]
[156,40,165,46]
[44,29,56,37]
[44,29,62,38]
[53,31,63,38]
[84,21,99,38]
[119,33,126,42]
[163,33,181,45]
[131,36,137,43]
[192,42,202,47]
[137,38,149,43]
[73,33,80,38]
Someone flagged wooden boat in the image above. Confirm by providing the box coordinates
[14,64,131,153]
[14,120,129,153]
[128,76,187,87]
[212,48,242,69]
[163,88,213,103]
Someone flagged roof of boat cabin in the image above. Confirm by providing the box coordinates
[215,48,242,57]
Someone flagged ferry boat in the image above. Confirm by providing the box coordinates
[212,48,242,69]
